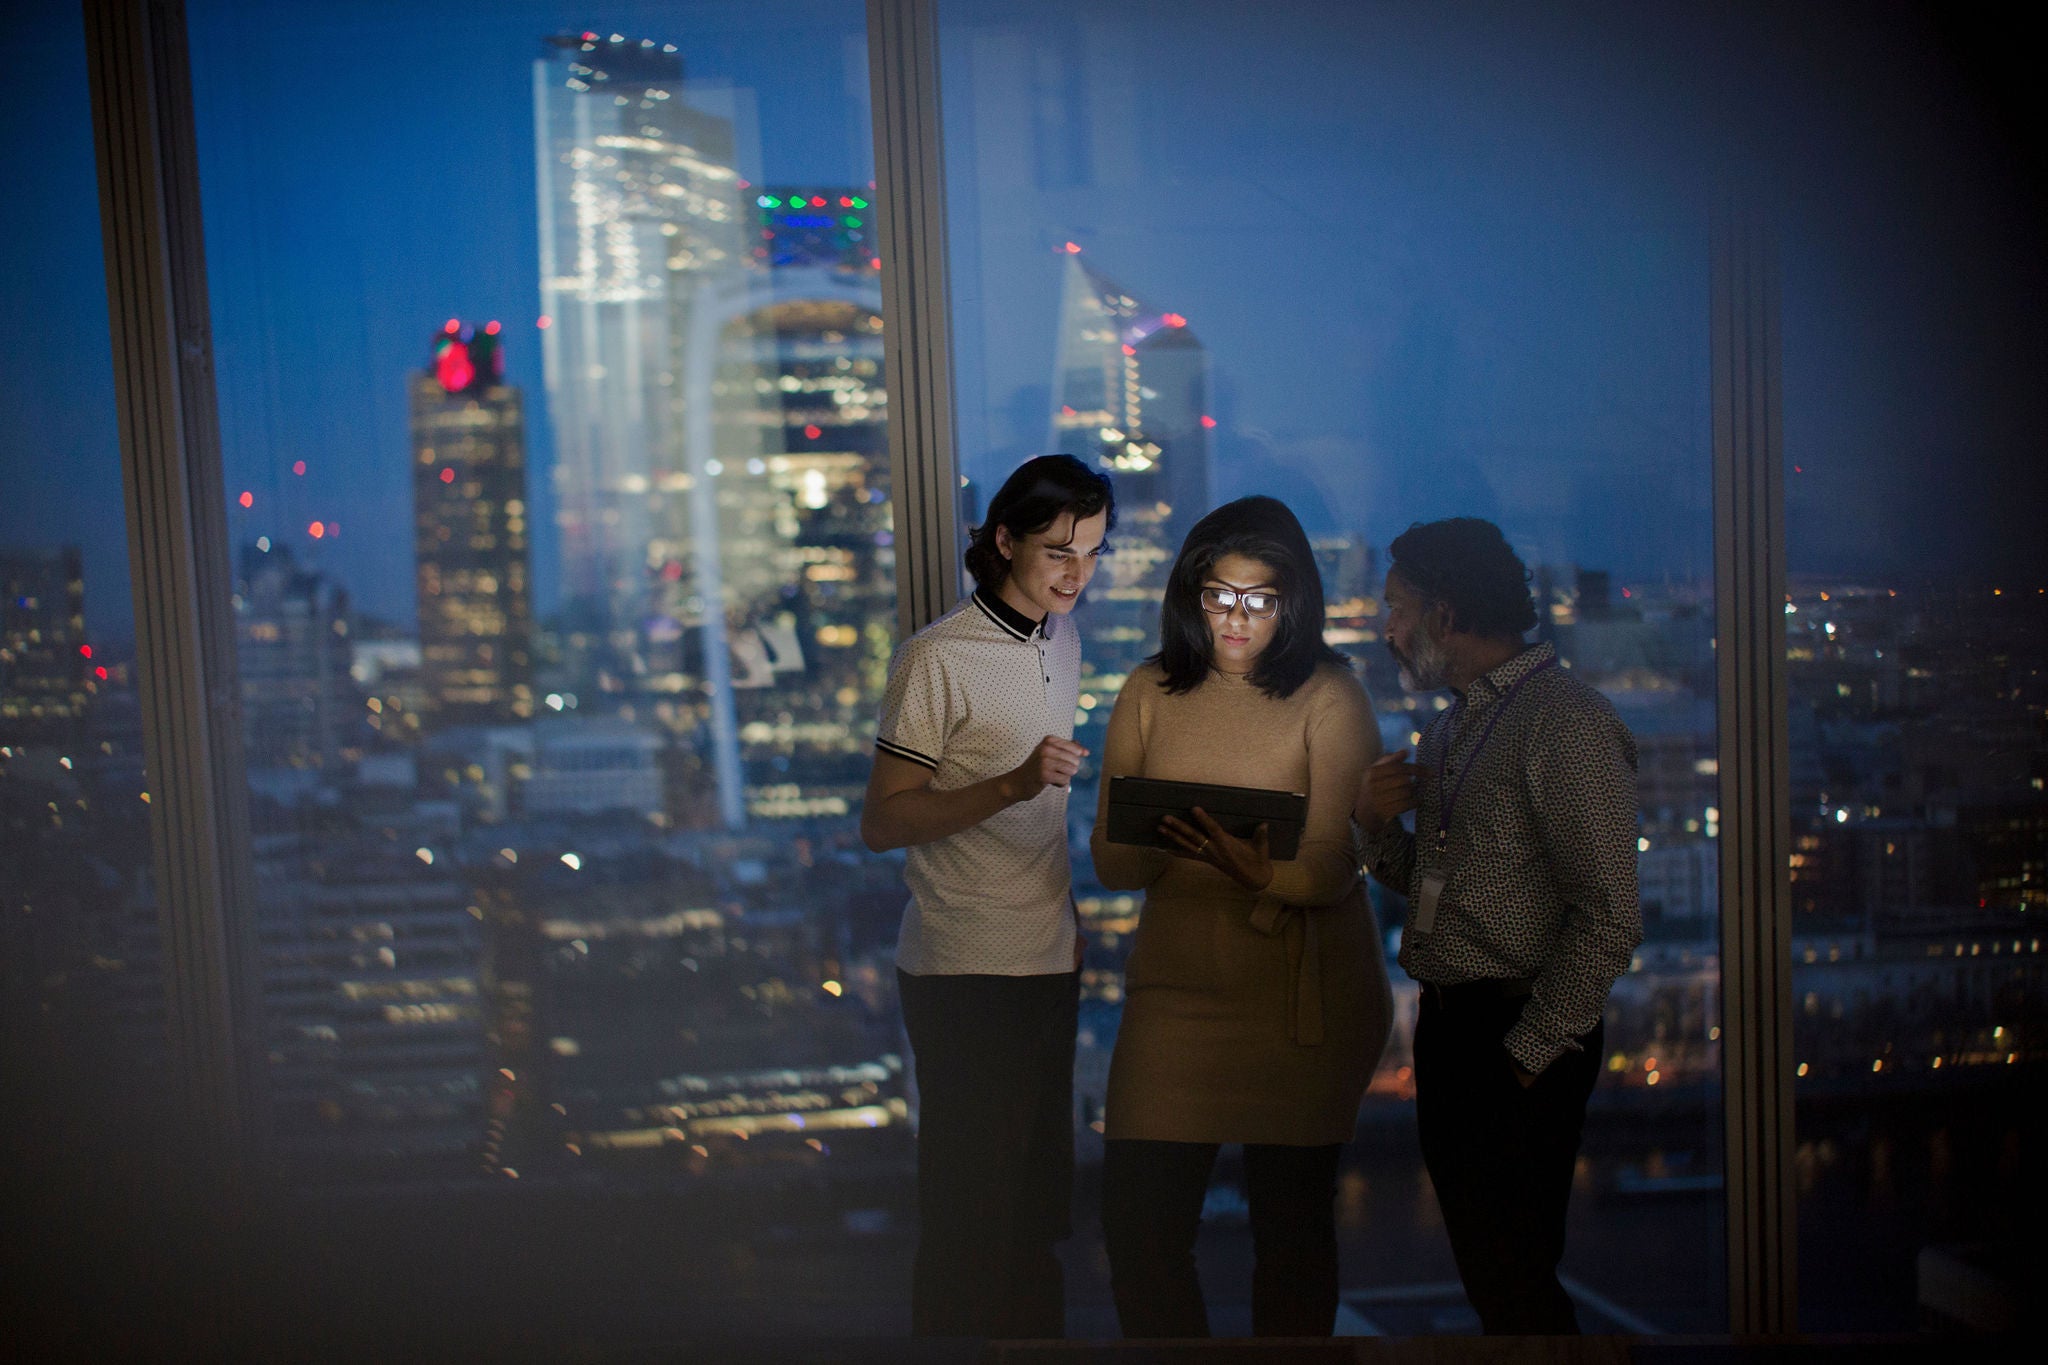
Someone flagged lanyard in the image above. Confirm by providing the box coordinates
[1434,656,1556,853]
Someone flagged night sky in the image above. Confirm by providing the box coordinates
[3,1,2042,641]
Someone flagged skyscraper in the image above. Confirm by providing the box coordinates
[236,542,354,770]
[254,834,486,1174]
[1050,254,1211,748]
[0,547,89,746]
[535,30,895,829]
[707,188,893,821]
[532,31,748,656]
[411,320,534,730]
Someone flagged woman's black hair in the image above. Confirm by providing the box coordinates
[1386,517,1538,638]
[963,454,1117,590]
[1152,495,1347,698]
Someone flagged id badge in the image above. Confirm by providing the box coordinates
[1414,872,1447,935]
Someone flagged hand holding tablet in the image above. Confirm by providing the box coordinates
[1104,775,1307,861]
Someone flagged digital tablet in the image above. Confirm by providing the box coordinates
[1105,776,1308,861]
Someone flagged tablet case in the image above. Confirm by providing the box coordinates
[1105,776,1307,861]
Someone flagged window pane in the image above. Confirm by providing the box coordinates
[1779,8,2046,1333]
[942,0,1722,1334]
[0,8,170,1338]
[190,0,912,1336]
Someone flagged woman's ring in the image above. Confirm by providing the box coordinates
[1196,838,1211,854]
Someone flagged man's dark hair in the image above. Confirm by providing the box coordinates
[964,454,1117,589]
[1153,495,1347,698]
[1387,517,1538,638]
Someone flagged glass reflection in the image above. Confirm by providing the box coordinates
[943,0,1722,1334]
[184,0,922,1336]
[1,10,172,1351]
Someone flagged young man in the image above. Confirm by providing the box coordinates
[861,454,1114,1338]
[1354,517,1641,1335]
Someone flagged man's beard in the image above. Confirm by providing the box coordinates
[1391,619,1452,692]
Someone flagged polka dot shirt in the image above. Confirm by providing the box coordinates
[876,589,1081,976]
[1362,642,1643,1072]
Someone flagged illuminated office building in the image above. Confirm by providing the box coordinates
[411,320,535,730]
[1051,254,1211,747]
[526,717,665,817]
[532,31,748,656]
[589,182,893,826]
[705,187,892,820]
[255,837,486,1173]
[236,542,354,770]
[536,30,892,827]
[0,546,89,746]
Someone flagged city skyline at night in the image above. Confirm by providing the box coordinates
[2,0,2042,1342]
[7,5,2046,647]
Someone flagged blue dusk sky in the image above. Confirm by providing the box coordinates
[2,1,2042,640]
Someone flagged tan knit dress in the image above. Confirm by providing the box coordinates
[1091,661,1392,1146]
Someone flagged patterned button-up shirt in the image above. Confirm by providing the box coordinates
[1363,641,1642,1072]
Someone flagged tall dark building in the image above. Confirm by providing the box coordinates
[254,834,487,1174]
[411,321,535,729]
[532,32,746,656]
[0,546,89,746]
[614,183,893,828]
[1050,254,1211,749]
[236,542,354,769]
[675,186,891,824]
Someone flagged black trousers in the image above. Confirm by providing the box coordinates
[1413,983,1603,1335]
[897,968,1078,1338]
[1101,1137,1344,1338]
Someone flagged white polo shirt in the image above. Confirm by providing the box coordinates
[875,588,1081,976]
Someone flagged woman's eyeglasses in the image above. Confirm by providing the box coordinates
[1199,586,1281,619]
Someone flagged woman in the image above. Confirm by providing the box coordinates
[861,453,1114,1338]
[1090,494,1391,1338]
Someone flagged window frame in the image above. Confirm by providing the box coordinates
[82,0,1796,1332]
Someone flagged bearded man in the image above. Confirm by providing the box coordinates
[1354,517,1641,1335]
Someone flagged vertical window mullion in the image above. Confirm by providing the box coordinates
[83,0,263,1185]
[1712,205,1797,1333]
[867,0,962,637]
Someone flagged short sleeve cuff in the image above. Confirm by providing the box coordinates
[874,737,938,769]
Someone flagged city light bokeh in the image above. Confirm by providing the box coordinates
[2,0,2040,1346]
